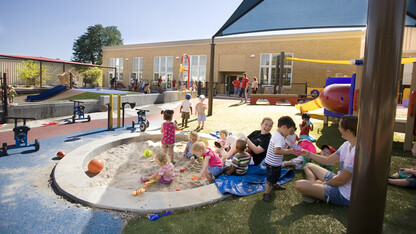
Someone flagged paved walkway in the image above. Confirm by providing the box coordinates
[0,98,233,233]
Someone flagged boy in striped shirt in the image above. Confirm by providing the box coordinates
[263,116,296,202]
[216,139,250,177]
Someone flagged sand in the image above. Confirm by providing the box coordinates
[86,140,206,192]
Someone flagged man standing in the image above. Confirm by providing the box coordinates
[232,78,240,98]
[240,73,249,103]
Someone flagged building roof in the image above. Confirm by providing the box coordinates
[0,54,111,68]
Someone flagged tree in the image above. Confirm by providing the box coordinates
[18,60,49,87]
[72,24,123,65]
[80,67,103,87]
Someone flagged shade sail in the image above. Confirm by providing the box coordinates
[215,0,416,37]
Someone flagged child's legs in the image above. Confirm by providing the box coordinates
[388,178,410,187]
[283,161,295,168]
[201,121,205,127]
[294,180,325,200]
[168,145,174,162]
[304,163,328,182]
[162,144,168,154]
[265,164,281,194]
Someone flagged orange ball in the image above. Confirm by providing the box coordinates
[88,158,104,174]
[57,151,66,158]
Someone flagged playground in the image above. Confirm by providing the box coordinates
[0,94,414,233]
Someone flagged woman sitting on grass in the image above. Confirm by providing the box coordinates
[219,117,273,166]
[388,142,416,189]
[294,115,358,207]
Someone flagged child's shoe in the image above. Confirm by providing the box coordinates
[301,195,317,203]
[272,183,286,190]
[263,193,272,202]
[140,176,149,182]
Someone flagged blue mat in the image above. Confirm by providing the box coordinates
[214,164,295,196]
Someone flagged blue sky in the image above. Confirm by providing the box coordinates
[0,0,242,61]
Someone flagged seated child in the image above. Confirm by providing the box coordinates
[283,139,317,170]
[141,152,175,184]
[285,127,299,149]
[299,113,315,142]
[388,142,416,189]
[218,129,237,152]
[216,139,251,177]
[183,131,199,159]
[191,141,224,184]
[303,144,335,172]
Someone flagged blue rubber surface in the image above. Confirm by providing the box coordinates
[72,88,128,94]
[0,125,148,233]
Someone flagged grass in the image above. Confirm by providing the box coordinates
[122,101,416,233]
[58,92,111,100]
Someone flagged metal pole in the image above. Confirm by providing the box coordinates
[347,0,407,233]
[274,55,279,94]
[279,52,284,94]
[2,73,7,122]
[39,61,42,87]
[208,37,215,116]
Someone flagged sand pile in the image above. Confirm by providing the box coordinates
[85,140,206,192]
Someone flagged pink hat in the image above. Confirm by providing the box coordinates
[298,139,316,153]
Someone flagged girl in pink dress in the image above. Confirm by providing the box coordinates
[161,110,179,164]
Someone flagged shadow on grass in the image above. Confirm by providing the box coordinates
[248,198,277,233]
[315,124,343,149]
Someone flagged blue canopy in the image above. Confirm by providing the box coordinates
[215,0,416,37]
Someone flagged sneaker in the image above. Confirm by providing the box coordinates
[302,195,317,203]
[263,193,272,202]
[140,176,149,182]
[273,184,286,190]
[200,126,204,130]
[195,126,200,130]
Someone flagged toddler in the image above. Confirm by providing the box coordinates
[303,144,335,172]
[180,93,192,128]
[217,139,250,177]
[141,152,175,184]
[191,141,223,184]
[299,113,315,141]
[160,110,179,164]
[263,116,296,202]
[388,141,416,189]
[195,95,207,130]
[7,85,17,104]
[183,131,199,159]
[218,129,237,152]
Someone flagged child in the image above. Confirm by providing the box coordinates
[388,141,416,189]
[299,113,315,141]
[160,110,179,164]
[7,85,17,104]
[303,144,335,172]
[183,131,199,159]
[141,152,175,184]
[191,141,224,184]
[195,95,207,130]
[263,116,296,202]
[218,129,237,152]
[180,93,192,128]
[284,127,299,149]
[217,139,250,177]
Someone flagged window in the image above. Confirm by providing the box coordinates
[153,56,173,82]
[259,53,293,86]
[108,58,124,81]
[132,57,143,81]
[190,55,207,82]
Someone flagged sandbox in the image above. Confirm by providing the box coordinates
[53,131,229,214]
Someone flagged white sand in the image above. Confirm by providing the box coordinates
[86,140,205,192]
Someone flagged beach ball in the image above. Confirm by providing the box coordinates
[88,158,104,174]
[56,151,66,158]
[144,149,153,158]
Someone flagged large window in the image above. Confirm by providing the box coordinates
[108,58,124,81]
[132,57,143,81]
[259,53,293,86]
[153,56,173,82]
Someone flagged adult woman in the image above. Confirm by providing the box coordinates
[294,115,358,206]
[251,77,258,94]
[220,117,273,166]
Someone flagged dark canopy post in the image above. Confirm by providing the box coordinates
[348,0,407,232]
[208,37,215,116]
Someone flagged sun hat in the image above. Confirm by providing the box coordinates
[199,95,205,99]
[320,144,336,153]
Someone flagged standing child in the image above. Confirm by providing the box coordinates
[7,85,17,104]
[183,131,199,159]
[161,110,179,164]
[299,113,315,142]
[232,78,240,98]
[141,152,175,184]
[191,141,224,184]
[217,139,251,177]
[263,116,296,202]
[180,93,192,128]
[195,95,207,130]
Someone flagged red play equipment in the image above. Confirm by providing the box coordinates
[319,84,351,114]
[179,54,191,89]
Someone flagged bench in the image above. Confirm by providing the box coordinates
[250,94,300,106]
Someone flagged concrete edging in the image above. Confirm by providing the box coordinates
[53,131,230,214]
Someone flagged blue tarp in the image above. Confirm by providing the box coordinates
[214,163,295,196]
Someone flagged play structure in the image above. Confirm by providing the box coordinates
[296,74,356,124]
[70,100,91,123]
[1,117,40,156]
[132,109,150,131]
[26,85,67,102]
[58,71,76,87]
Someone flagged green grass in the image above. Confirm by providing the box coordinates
[58,92,111,100]
[121,101,415,233]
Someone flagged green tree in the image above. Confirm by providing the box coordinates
[18,60,49,86]
[80,67,103,87]
[72,24,123,65]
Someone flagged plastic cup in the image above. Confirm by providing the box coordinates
[293,145,302,156]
